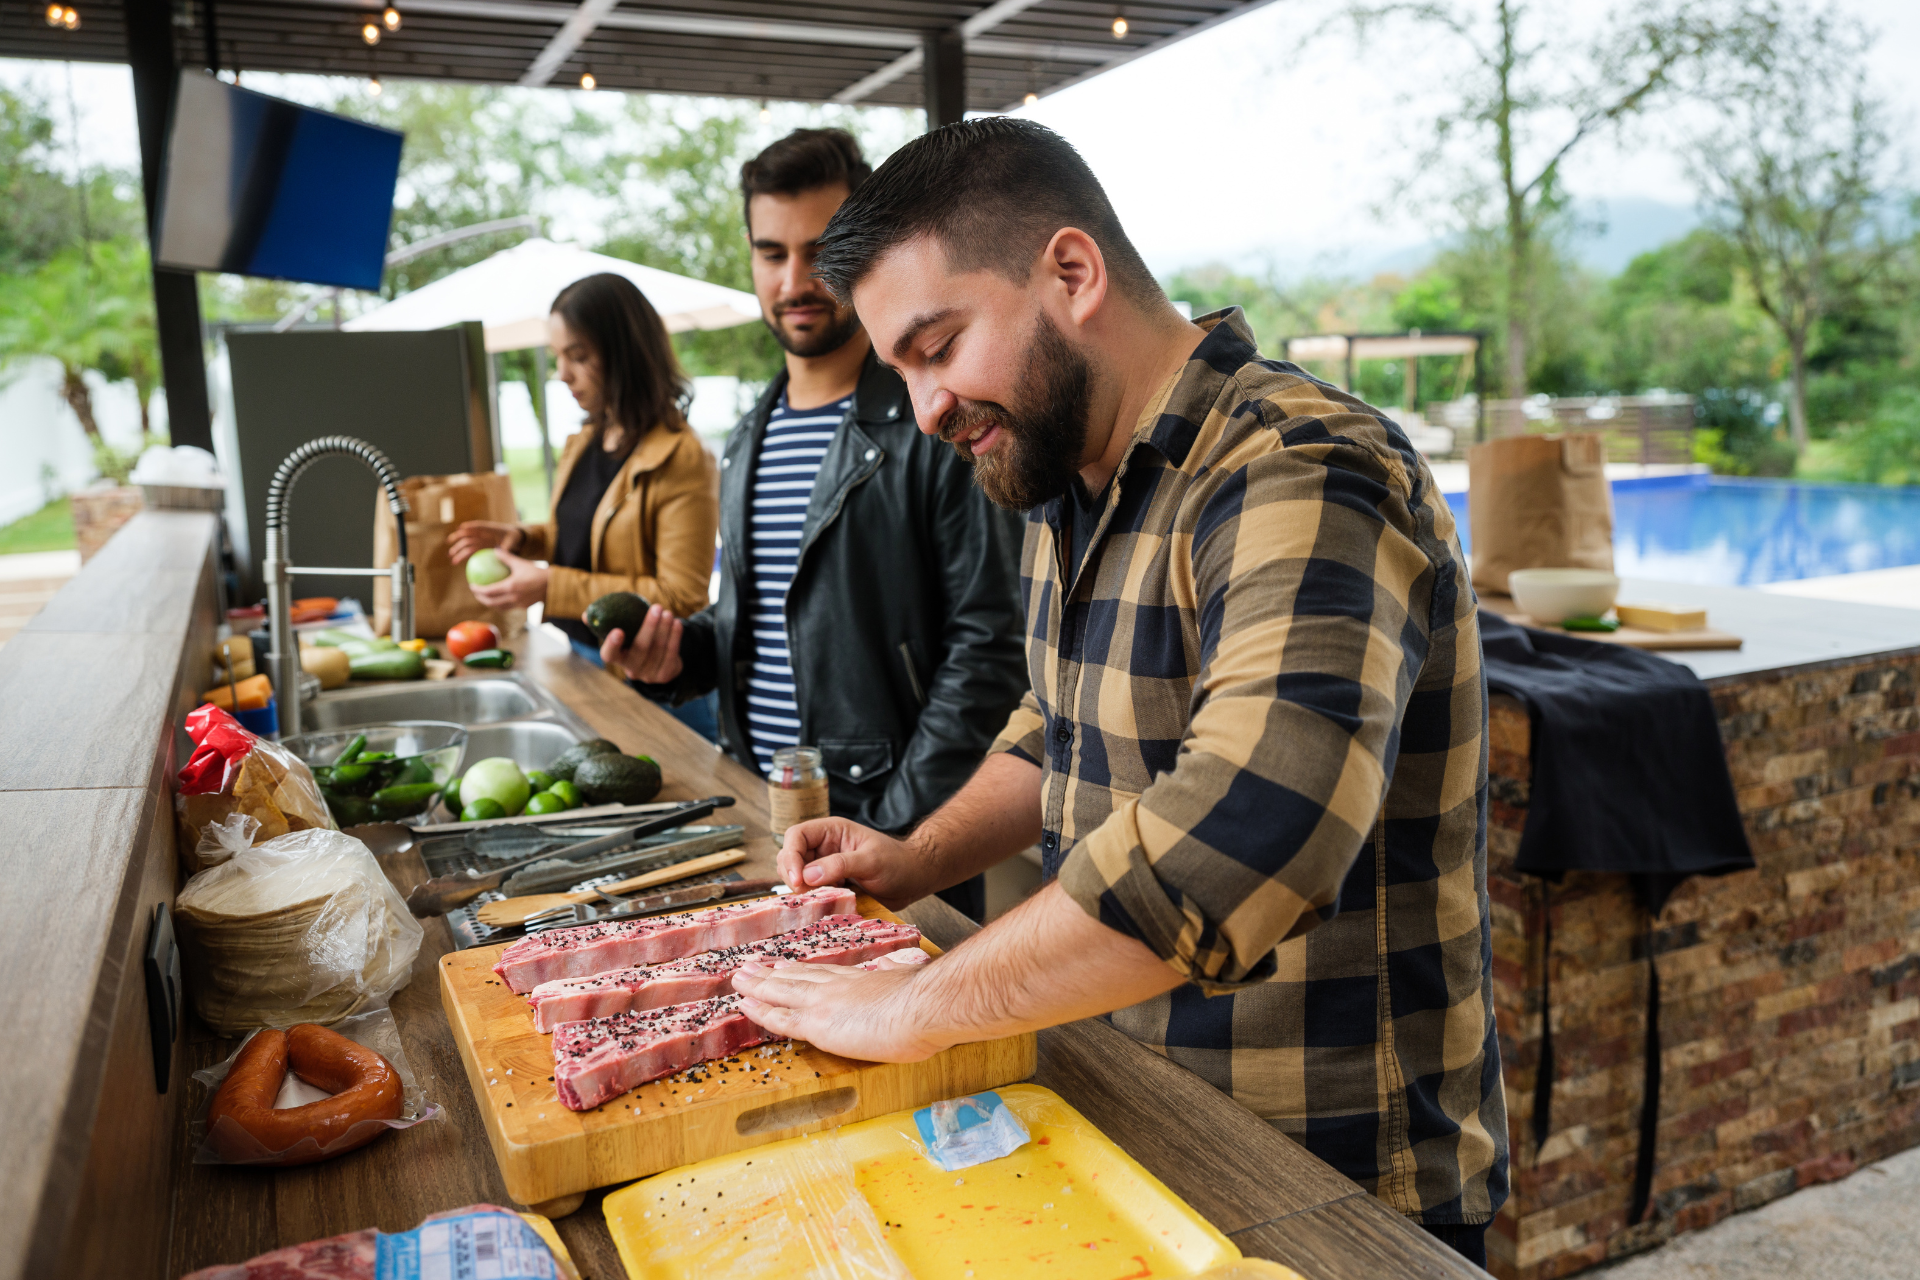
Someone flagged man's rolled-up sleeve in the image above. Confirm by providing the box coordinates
[1056,427,1434,994]
[990,690,1046,767]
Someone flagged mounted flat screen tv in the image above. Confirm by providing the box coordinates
[155,73,403,291]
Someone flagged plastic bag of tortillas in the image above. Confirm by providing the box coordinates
[175,820,422,1033]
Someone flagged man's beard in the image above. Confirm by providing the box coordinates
[940,312,1091,512]
[766,294,863,358]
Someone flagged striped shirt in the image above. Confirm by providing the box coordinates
[743,392,850,774]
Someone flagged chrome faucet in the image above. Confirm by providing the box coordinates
[262,436,414,737]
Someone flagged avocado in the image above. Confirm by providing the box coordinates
[548,737,622,783]
[584,591,650,648]
[573,754,663,806]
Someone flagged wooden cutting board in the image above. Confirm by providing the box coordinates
[1506,614,1744,650]
[439,895,1037,1215]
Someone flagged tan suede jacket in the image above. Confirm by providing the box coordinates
[515,419,719,623]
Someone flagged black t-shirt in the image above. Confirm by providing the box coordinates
[1063,473,1112,585]
[549,438,628,642]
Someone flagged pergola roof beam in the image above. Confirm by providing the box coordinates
[834,0,1049,105]
[519,0,618,86]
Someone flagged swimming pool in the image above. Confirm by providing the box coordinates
[1442,474,1920,587]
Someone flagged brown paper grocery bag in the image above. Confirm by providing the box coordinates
[374,473,527,640]
[1466,433,1614,594]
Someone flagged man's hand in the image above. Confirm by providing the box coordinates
[449,520,520,565]
[599,604,685,684]
[468,547,548,608]
[776,817,942,910]
[732,951,945,1062]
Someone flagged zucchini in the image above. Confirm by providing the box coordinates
[348,646,426,681]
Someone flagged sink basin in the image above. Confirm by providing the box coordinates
[462,721,584,773]
[302,677,545,730]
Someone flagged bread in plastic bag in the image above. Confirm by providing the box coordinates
[176,703,334,873]
[175,823,423,1033]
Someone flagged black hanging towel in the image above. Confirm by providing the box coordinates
[1479,612,1754,1223]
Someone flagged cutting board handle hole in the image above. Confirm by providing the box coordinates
[736,1087,858,1136]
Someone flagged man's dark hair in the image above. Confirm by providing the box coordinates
[739,128,871,229]
[812,118,1161,306]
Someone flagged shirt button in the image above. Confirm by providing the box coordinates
[1054,723,1072,744]
[888,406,900,419]
[864,448,877,462]
[849,764,863,779]
[1042,833,1057,849]
[721,456,731,468]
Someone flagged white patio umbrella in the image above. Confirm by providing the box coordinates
[342,237,762,352]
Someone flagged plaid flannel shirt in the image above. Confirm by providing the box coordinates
[993,309,1507,1223]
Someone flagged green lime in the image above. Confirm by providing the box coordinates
[547,779,581,809]
[442,775,464,808]
[460,797,507,823]
[526,770,557,792]
[524,791,567,816]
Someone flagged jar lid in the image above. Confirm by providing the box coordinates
[770,746,822,768]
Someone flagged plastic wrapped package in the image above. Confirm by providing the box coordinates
[190,1008,442,1165]
[176,703,335,873]
[180,1203,580,1280]
[614,1135,912,1280]
[175,823,423,1032]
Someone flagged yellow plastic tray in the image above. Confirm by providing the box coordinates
[604,1083,1302,1280]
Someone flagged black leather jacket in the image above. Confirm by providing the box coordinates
[641,352,1028,835]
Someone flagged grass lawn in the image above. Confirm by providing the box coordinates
[504,447,552,522]
[0,498,76,555]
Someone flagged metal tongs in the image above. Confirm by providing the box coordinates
[403,795,734,917]
[524,878,782,931]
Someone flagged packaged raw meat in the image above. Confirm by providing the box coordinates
[180,1203,579,1279]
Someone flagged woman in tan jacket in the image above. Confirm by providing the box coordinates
[451,273,720,726]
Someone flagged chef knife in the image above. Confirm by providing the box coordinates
[524,878,783,930]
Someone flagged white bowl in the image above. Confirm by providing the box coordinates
[1507,568,1620,623]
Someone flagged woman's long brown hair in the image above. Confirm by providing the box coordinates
[550,272,690,454]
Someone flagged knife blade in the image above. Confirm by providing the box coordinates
[525,878,782,930]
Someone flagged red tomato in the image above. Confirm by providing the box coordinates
[446,620,501,660]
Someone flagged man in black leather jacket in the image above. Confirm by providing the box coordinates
[598,130,1027,920]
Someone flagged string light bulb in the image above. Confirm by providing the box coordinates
[579,70,596,90]
[368,76,383,96]
[1023,91,1038,106]
[1111,11,1128,37]
[759,99,771,123]
[382,5,401,30]
[45,4,79,27]
[43,3,60,23]
[361,20,381,44]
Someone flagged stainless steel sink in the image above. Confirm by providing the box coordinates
[302,677,545,729]
[301,673,596,773]
[463,721,585,773]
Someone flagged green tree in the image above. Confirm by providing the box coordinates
[1598,229,1778,395]
[1332,0,1771,399]
[1685,9,1894,452]
[0,238,157,438]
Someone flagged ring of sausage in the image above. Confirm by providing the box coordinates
[207,1022,405,1165]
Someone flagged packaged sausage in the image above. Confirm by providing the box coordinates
[189,1008,440,1166]
[180,1202,580,1280]
[175,823,423,1032]
[176,703,335,873]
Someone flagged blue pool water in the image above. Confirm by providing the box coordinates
[1443,474,1920,587]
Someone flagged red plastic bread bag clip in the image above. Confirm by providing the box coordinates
[179,703,259,796]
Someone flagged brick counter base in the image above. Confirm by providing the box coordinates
[1486,653,1920,1279]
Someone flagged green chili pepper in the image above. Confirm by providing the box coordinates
[333,733,367,766]
[461,648,515,669]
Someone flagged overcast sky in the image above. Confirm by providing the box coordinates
[4,0,1915,281]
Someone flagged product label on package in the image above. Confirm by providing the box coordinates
[374,1211,559,1280]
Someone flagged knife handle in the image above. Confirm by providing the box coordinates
[567,848,748,904]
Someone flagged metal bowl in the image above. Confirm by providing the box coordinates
[281,721,467,827]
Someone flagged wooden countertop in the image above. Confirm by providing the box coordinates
[168,623,1482,1279]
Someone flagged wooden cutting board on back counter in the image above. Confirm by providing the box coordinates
[1480,593,1744,650]
[439,894,1036,1215]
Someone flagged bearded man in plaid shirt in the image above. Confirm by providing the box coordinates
[713,118,1507,1265]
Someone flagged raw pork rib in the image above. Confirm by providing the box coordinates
[552,953,927,1111]
[527,913,920,1032]
[492,886,855,993]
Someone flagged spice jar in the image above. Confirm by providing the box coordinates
[767,745,830,837]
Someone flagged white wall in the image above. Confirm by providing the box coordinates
[496,376,755,454]
[0,356,159,526]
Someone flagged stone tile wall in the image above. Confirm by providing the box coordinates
[1485,652,1920,1279]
